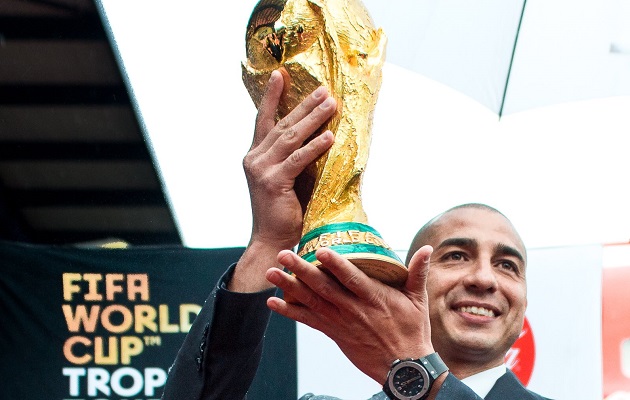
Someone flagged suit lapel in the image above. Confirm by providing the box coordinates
[485,370,531,400]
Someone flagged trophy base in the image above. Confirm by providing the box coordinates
[297,222,408,287]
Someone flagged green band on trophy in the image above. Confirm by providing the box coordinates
[299,222,382,246]
[300,244,403,264]
[298,222,403,265]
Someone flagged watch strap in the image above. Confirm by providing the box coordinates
[421,352,449,380]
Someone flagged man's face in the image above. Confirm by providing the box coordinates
[425,208,527,367]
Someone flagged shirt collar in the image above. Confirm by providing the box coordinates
[460,364,507,398]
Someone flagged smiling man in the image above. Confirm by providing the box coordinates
[401,204,538,398]
[263,204,548,400]
[409,204,528,380]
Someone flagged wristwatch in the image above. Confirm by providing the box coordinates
[382,352,449,400]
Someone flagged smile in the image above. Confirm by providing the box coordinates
[458,306,496,317]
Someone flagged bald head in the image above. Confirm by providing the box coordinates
[405,203,525,265]
[416,204,529,374]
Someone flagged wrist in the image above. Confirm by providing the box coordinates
[382,352,448,400]
[380,346,435,385]
[228,240,292,293]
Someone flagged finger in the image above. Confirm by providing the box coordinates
[276,249,354,306]
[266,296,326,331]
[252,70,284,149]
[255,69,335,154]
[283,91,337,138]
[280,85,334,135]
[268,91,336,164]
[279,130,334,180]
[310,247,380,302]
[405,245,433,297]
[265,266,336,315]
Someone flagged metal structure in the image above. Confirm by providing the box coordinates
[0,0,181,245]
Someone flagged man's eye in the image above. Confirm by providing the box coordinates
[446,252,465,261]
[499,261,518,273]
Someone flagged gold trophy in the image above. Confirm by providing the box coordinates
[242,0,407,286]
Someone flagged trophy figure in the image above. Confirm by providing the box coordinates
[242,0,407,286]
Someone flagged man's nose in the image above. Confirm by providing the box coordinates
[462,260,498,292]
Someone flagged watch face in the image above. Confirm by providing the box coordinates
[389,360,431,400]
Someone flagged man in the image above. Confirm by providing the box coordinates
[161,70,550,399]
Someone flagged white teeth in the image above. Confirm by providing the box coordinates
[459,306,495,317]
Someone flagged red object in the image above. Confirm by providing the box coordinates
[505,316,535,386]
[602,260,630,397]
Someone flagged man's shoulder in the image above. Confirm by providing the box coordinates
[489,370,552,400]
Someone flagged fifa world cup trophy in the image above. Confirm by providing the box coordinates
[242,0,407,286]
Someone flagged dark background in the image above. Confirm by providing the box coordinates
[0,242,297,400]
[0,0,180,246]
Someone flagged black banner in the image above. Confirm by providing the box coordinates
[0,241,296,400]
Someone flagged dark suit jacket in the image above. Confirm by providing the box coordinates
[300,370,550,400]
[435,369,551,400]
[161,264,551,400]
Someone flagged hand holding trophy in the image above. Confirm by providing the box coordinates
[242,0,407,286]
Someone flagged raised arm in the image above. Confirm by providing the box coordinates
[161,70,337,400]
[230,69,337,293]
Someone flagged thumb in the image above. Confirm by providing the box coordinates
[404,245,433,297]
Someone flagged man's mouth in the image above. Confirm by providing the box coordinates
[458,306,496,318]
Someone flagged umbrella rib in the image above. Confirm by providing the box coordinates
[499,0,528,119]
